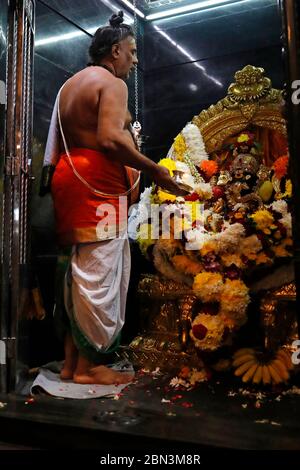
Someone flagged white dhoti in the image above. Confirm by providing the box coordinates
[64,234,131,356]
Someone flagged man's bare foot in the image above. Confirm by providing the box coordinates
[60,367,74,380]
[74,365,134,385]
[60,333,78,380]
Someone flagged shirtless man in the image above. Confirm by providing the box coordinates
[49,11,185,385]
[57,20,179,191]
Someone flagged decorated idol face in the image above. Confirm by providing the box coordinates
[230,154,260,182]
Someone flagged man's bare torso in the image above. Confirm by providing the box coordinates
[59,67,133,152]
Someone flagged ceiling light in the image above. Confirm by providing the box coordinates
[35,14,135,47]
[154,25,222,87]
[146,0,244,20]
[35,30,85,46]
[35,1,134,47]
[119,0,145,18]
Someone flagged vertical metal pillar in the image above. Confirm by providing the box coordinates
[1,0,35,392]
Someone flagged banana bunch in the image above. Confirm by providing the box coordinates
[232,347,293,385]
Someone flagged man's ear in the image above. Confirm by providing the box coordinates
[111,43,120,59]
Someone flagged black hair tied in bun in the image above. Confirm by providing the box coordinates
[88,10,133,65]
[109,11,124,28]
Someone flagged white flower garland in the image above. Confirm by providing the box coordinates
[185,222,247,253]
[268,199,288,216]
[267,199,292,237]
[194,181,213,200]
[214,223,246,253]
[181,122,209,165]
[280,213,292,237]
[128,187,152,239]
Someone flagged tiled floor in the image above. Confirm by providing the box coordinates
[0,369,300,451]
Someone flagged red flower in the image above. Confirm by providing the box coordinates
[181,402,194,408]
[212,186,224,200]
[184,192,200,201]
[224,266,241,280]
[192,324,208,340]
[179,366,190,378]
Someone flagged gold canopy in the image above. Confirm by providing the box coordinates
[193,65,286,154]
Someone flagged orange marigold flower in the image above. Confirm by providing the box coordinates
[172,255,203,276]
[273,155,289,179]
[179,366,190,378]
[200,160,219,178]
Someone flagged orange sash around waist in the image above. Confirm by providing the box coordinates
[51,148,140,246]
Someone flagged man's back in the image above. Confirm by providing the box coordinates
[59,66,116,152]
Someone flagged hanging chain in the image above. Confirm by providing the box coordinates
[133,0,138,124]
[132,0,142,150]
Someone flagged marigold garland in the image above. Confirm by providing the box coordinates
[219,279,250,328]
[172,255,203,276]
[193,272,223,303]
[190,314,225,351]
[255,252,273,265]
[272,245,292,258]
[250,209,274,234]
[158,157,177,176]
[134,123,294,354]
[157,189,177,203]
[199,240,218,257]
[282,179,292,199]
[200,160,219,178]
[173,134,187,161]
[273,155,289,179]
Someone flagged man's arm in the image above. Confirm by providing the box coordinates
[96,78,186,196]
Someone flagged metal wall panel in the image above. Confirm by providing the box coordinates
[1,0,35,392]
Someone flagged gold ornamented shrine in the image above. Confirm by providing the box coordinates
[120,66,296,380]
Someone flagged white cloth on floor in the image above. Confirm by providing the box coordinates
[64,234,131,352]
[30,361,134,399]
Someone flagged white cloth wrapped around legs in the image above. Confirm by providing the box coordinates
[64,234,131,354]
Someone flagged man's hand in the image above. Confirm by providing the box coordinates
[96,78,190,195]
[151,165,188,197]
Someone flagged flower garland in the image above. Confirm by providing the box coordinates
[192,272,250,349]
[169,122,210,185]
[134,128,294,353]
[136,223,155,257]
[172,134,187,161]
[181,123,209,165]
[199,160,219,179]
[190,314,225,351]
[273,155,289,179]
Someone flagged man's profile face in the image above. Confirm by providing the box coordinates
[114,36,138,79]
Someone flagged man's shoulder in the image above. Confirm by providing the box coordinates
[78,67,127,89]
[102,76,128,95]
